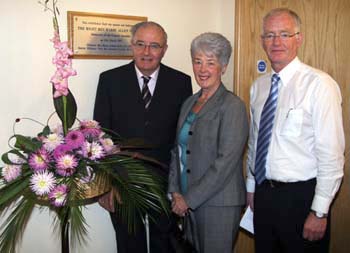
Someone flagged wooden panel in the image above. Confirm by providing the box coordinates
[233,0,350,252]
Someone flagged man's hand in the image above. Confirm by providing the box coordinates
[303,212,327,241]
[247,192,254,211]
[98,187,122,212]
[171,192,189,216]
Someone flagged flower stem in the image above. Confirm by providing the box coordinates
[62,95,68,136]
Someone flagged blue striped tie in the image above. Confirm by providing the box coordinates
[255,74,280,185]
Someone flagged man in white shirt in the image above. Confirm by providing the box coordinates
[246,8,344,253]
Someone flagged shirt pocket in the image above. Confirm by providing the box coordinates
[279,108,303,137]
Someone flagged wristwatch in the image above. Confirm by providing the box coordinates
[311,210,328,218]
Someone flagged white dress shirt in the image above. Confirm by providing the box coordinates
[135,65,159,96]
[246,57,345,214]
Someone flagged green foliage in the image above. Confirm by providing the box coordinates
[0,150,169,251]
[0,198,36,253]
[53,89,77,133]
[13,135,42,153]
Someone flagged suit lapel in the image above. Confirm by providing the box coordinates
[177,93,199,129]
[196,84,226,118]
[177,84,226,130]
[128,61,141,93]
[151,64,167,107]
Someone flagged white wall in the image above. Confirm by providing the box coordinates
[0,0,235,252]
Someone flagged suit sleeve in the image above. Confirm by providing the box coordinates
[168,147,181,194]
[182,75,193,100]
[93,73,112,129]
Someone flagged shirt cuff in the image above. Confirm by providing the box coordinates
[246,178,256,193]
[311,194,332,214]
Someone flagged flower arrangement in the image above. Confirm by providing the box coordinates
[0,1,168,253]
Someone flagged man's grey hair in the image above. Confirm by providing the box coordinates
[190,32,232,66]
[130,21,168,44]
[263,8,302,32]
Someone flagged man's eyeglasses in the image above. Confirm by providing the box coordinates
[132,41,164,52]
[261,32,300,41]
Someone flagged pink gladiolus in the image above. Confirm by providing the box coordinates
[52,51,68,67]
[50,31,60,44]
[54,41,73,56]
[51,72,69,98]
[57,66,77,79]
[50,31,76,98]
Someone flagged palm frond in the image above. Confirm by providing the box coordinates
[52,205,88,251]
[0,197,36,253]
[97,155,170,233]
[69,206,88,248]
[0,174,31,212]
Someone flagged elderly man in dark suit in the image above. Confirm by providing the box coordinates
[93,21,192,253]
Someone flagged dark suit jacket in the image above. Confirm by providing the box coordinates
[93,62,192,176]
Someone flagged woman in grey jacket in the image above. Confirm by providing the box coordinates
[168,32,249,253]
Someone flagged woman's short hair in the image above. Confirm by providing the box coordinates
[190,32,232,66]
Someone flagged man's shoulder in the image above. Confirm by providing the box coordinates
[100,62,134,77]
[159,63,190,79]
[299,62,334,79]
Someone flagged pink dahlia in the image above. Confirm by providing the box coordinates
[55,154,77,177]
[28,149,51,172]
[53,144,74,160]
[30,171,56,196]
[56,166,76,177]
[79,120,102,138]
[56,154,78,169]
[65,130,85,149]
[43,133,64,152]
[1,164,22,182]
[80,141,105,160]
[49,184,69,207]
[100,137,116,154]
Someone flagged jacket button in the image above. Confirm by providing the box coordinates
[186,169,191,173]
[188,131,193,135]
[186,150,190,154]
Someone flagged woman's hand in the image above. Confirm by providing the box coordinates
[171,192,190,216]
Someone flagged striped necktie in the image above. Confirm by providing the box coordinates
[255,73,280,185]
[141,76,152,109]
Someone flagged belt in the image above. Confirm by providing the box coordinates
[261,178,316,188]
[265,180,287,188]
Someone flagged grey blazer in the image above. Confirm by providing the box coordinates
[168,84,248,209]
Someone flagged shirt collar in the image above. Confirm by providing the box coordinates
[134,65,160,81]
[272,57,301,87]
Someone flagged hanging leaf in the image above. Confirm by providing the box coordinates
[53,88,77,131]
[1,149,27,164]
[13,135,42,153]
[39,125,51,137]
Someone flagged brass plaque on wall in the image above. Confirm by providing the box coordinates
[67,11,147,59]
